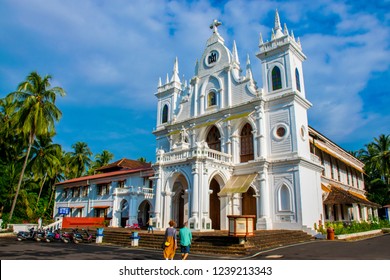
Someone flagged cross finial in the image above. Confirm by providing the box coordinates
[210,19,222,33]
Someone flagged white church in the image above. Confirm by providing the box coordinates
[54,11,379,234]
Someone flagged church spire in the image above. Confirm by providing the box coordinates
[170,57,180,83]
[246,54,253,80]
[274,9,282,31]
[273,9,284,39]
[232,40,240,65]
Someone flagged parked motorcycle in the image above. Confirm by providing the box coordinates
[45,229,69,243]
[72,228,93,243]
[16,227,42,242]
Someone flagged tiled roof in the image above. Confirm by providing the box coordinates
[323,185,380,207]
[96,158,151,172]
[56,167,152,186]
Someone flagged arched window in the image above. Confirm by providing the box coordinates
[295,68,301,92]
[272,66,282,91]
[162,104,168,123]
[240,123,254,162]
[279,184,291,211]
[208,91,217,107]
[206,126,221,151]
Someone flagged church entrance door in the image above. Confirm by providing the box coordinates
[242,187,257,230]
[172,174,189,228]
[209,178,221,230]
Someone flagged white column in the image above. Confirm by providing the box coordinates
[154,167,163,229]
[189,163,200,230]
[257,169,272,229]
[352,203,360,222]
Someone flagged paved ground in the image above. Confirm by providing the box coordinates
[1,233,390,260]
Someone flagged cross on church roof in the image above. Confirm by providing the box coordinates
[210,19,222,33]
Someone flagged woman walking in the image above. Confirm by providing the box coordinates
[163,220,177,260]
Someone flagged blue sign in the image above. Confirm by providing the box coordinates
[58,207,70,215]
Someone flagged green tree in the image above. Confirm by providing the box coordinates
[68,141,93,178]
[6,71,65,221]
[137,157,147,163]
[28,132,62,209]
[358,134,390,206]
[89,150,114,174]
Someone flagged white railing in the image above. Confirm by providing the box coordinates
[161,149,191,162]
[43,218,63,231]
[158,147,231,165]
[114,186,154,199]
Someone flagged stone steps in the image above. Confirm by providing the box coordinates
[68,228,314,256]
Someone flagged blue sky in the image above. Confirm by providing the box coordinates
[1,0,389,163]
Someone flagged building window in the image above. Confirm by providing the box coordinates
[72,187,80,198]
[82,186,88,197]
[162,104,169,123]
[208,91,217,107]
[295,68,301,92]
[336,160,341,182]
[118,180,125,188]
[72,208,83,217]
[97,184,109,196]
[272,66,282,91]
[94,208,108,218]
[279,184,291,211]
[240,123,254,162]
[206,126,221,151]
[62,189,68,199]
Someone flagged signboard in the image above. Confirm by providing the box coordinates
[58,207,70,215]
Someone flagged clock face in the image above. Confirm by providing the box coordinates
[205,50,219,67]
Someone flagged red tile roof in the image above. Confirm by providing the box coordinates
[56,158,153,186]
[96,158,151,172]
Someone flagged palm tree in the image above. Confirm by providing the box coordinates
[7,71,65,221]
[68,141,93,178]
[89,150,114,174]
[28,132,62,208]
[0,96,19,162]
[371,134,390,184]
[137,157,147,163]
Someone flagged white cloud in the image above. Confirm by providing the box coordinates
[1,0,389,159]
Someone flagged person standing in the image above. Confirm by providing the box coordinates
[147,215,154,233]
[179,221,192,260]
[37,217,42,230]
[163,220,177,260]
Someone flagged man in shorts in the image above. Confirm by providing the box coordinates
[179,221,192,260]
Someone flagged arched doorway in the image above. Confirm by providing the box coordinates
[120,199,129,227]
[209,178,221,230]
[171,174,189,228]
[242,187,257,230]
[138,200,151,228]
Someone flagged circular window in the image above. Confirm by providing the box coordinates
[273,123,289,141]
[276,126,286,138]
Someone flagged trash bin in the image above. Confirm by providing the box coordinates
[130,231,140,246]
[96,228,104,243]
[327,227,335,240]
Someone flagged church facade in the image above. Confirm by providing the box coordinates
[152,12,324,233]
[54,11,379,233]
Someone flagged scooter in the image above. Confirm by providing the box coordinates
[72,228,93,243]
[16,227,42,242]
[45,229,69,243]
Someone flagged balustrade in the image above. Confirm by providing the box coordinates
[158,147,231,164]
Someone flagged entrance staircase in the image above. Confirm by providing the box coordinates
[71,228,314,257]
